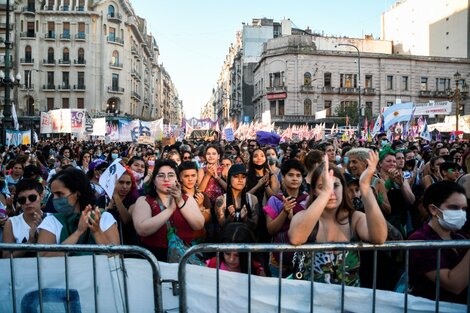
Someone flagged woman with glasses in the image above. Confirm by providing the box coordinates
[38,168,119,256]
[2,179,45,257]
[132,159,204,261]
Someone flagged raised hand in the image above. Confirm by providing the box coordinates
[78,205,93,234]
[320,154,334,193]
[360,150,379,197]
[86,206,102,233]
[194,192,204,207]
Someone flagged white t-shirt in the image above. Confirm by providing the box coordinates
[38,212,116,244]
[9,213,31,243]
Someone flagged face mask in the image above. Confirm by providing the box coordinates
[111,153,119,160]
[335,155,341,163]
[253,163,265,170]
[381,140,388,146]
[148,160,155,166]
[343,156,349,165]
[437,208,467,231]
[53,197,75,216]
[268,156,277,166]
[352,197,364,211]
[133,170,144,181]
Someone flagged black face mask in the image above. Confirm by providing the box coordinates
[253,163,265,170]
[405,159,416,168]
[352,197,364,211]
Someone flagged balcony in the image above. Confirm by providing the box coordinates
[107,12,123,23]
[266,86,287,93]
[20,58,34,64]
[43,5,54,11]
[22,6,36,14]
[131,46,138,55]
[61,5,70,11]
[419,90,433,97]
[45,32,56,40]
[60,32,71,40]
[76,6,85,12]
[131,70,141,81]
[434,90,450,98]
[43,59,56,66]
[107,36,124,45]
[42,84,56,91]
[58,83,71,90]
[131,91,142,101]
[363,88,376,95]
[75,32,86,41]
[339,87,360,94]
[20,84,35,90]
[108,86,124,94]
[20,32,36,39]
[73,84,86,91]
[322,86,338,94]
[58,59,71,66]
[300,85,315,93]
[109,61,123,69]
[74,59,86,66]
[144,97,150,104]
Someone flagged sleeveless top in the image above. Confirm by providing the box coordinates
[300,214,361,286]
[203,166,224,205]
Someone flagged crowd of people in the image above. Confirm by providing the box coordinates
[0,133,468,304]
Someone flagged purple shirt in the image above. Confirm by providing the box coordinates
[409,223,468,304]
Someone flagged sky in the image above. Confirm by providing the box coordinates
[131,0,398,119]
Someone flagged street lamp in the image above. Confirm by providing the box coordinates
[335,43,362,133]
[450,71,466,132]
[0,0,22,142]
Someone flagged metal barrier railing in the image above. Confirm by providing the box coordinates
[178,241,470,313]
[0,244,163,313]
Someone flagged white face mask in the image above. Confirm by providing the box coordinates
[335,155,341,163]
[437,208,467,231]
[132,170,144,181]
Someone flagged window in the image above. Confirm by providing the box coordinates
[63,22,70,38]
[340,74,357,88]
[47,71,54,86]
[47,48,54,62]
[386,75,393,90]
[112,50,119,65]
[62,98,69,108]
[269,72,284,87]
[324,72,331,87]
[420,77,428,91]
[63,48,69,62]
[304,72,312,86]
[108,5,115,17]
[24,46,32,62]
[401,76,409,91]
[324,100,332,116]
[365,75,373,88]
[78,48,85,62]
[278,100,284,116]
[77,0,85,11]
[436,78,450,91]
[112,73,119,90]
[77,72,84,88]
[77,98,84,109]
[77,22,85,38]
[109,27,116,41]
[47,22,55,38]
[304,99,312,115]
[62,72,69,88]
[24,70,31,88]
[63,0,69,11]
[27,22,35,37]
[270,101,276,117]
[47,98,54,110]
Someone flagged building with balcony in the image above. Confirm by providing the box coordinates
[2,0,180,129]
[252,34,470,127]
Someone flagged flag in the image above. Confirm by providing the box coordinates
[33,131,38,143]
[420,119,431,141]
[382,102,415,130]
[12,102,19,130]
[372,114,382,135]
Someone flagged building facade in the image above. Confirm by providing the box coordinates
[0,0,182,130]
[382,0,469,58]
[252,35,470,127]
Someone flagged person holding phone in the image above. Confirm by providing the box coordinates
[132,159,204,261]
[2,179,46,258]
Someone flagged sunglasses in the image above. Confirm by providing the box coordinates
[17,194,38,205]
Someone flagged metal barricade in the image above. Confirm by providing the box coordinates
[0,243,163,313]
[178,241,470,313]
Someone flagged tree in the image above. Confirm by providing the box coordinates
[334,101,372,126]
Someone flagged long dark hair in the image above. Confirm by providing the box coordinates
[246,148,269,191]
[225,171,251,220]
[306,162,354,224]
[147,159,179,199]
[219,223,257,274]
[50,168,95,211]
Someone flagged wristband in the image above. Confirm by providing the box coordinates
[177,199,186,209]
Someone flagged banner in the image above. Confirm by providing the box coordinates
[50,109,72,133]
[40,112,52,134]
[182,118,218,131]
[414,101,452,117]
[99,159,126,198]
[106,120,120,141]
[118,119,134,142]
[5,129,31,146]
[91,118,106,136]
[71,109,85,133]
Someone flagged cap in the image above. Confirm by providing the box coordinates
[228,164,247,177]
[344,172,359,185]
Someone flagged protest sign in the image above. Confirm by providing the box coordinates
[99,159,126,198]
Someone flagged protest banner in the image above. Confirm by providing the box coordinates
[98,159,126,198]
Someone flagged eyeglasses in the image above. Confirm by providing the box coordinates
[17,194,38,205]
[156,172,177,180]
